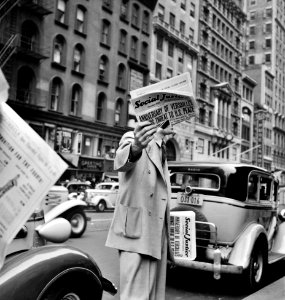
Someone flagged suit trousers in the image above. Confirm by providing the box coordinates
[118,226,167,300]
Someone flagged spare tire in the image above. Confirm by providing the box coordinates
[171,205,210,259]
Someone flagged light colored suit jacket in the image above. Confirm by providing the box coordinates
[105,131,173,260]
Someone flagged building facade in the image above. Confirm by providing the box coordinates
[0,0,157,182]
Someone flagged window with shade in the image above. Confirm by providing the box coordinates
[130,36,138,60]
[98,55,109,82]
[70,84,82,116]
[141,42,148,65]
[56,0,67,24]
[119,29,127,54]
[131,3,140,27]
[101,19,111,46]
[73,44,84,73]
[52,35,66,65]
[117,63,126,89]
[97,92,106,121]
[142,11,149,33]
[115,98,123,125]
[50,77,63,111]
[75,6,86,34]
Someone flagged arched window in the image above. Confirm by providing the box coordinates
[75,5,86,33]
[56,0,67,24]
[130,36,138,60]
[119,29,127,54]
[16,66,35,103]
[142,11,149,33]
[70,84,82,116]
[73,44,84,73]
[97,92,106,121]
[53,35,66,64]
[141,41,148,64]
[21,20,38,51]
[101,19,111,46]
[115,98,123,125]
[50,77,63,111]
[98,55,109,82]
[117,63,126,89]
[131,3,140,27]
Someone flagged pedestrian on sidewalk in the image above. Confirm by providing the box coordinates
[105,120,175,300]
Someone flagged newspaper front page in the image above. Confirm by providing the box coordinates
[130,73,198,127]
[0,70,67,269]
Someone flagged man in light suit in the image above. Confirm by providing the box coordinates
[106,120,175,300]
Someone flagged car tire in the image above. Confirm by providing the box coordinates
[97,200,106,212]
[63,207,87,238]
[40,273,102,300]
[244,239,268,292]
[171,205,210,259]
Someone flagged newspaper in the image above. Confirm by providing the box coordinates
[130,73,197,127]
[170,211,196,261]
[0,72,67,269]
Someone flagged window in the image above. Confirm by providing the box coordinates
[169,13,175,28]
[180,21,185,35]
[118,29,127,54]
[168,41,174,57]
[199,108,206,124]
[115,99,123,125]
[56,0,67,24]
[265,53,271,63]
[103,0,113,10]
[141,42,148,64]
[177,48,184,63]
[101,19,111,46]
[50,77,63,111]
[130,36,138,60]
[52,35,66,64]
[249,40,255,49]
[197,138,204,154]
[158,4,165,21]
[120,0,128,19]
[265,23,272,33]
[75,6,86,33]
[73,44,84,73]
[117,63,126,89]
[200,83,206,99]
[190,3,195,17]
[250,11,256,20]
[70,84,82,116]
[155,62,162,80]
[181,0,186,10]
[131,3,139,27]
[166,68,173,79]
[97,92,106,121]
[98,55,108,82]
[249,55,255,64]
[157,34,163,51]
[265,38,271,48]
[142,11,149,33]
[249,26,255,35]
[266,7,272,18]
[189,28,194,41]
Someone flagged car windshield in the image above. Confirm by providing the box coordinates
[96,184,112,190]
[170,172,220,191]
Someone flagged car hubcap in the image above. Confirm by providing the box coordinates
[62,293,80,300]
[98,203,105,211]
[254,253,263,282]
[71,214,84,233]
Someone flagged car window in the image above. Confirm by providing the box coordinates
[248,173,272,202]
[97,184,112,190]
[114,185,119,190]
[170,172,220,191]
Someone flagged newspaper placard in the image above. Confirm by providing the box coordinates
[130,73,197,127]
[0,89,67,268]
[170,211,196,261]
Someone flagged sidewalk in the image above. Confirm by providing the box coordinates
[243,276,285,300]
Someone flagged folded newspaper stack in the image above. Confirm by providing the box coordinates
[130,73,197,127]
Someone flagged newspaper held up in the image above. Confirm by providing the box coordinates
[0,75,67,269]
[130,73,198,127]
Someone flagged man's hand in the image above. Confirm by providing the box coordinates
[131,121,157,156]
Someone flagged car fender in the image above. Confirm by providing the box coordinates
[228,223,267,269]
[271,222,285,254]
[90,195,111,207]
[0,245,102,300]
[45,200,87,223]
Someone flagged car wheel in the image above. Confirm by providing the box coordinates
[63,207,87,238]
[97,200,106,212]
[40,273,102,300]
[171,205,210,259]
[244,240,267,291]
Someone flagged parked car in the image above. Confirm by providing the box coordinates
[44,184,88,238]
[84,182,119,212]
[0,208,117,299]
[168,161,285,292]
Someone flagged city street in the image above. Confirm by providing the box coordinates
[65,211,285,300]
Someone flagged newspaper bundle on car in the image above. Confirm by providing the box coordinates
[0,69,67,268]
[130,73,198,127]
[170,211,196,261]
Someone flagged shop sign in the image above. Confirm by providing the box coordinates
[79,157,104,172]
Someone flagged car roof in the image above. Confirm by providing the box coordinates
[168,161,269,173]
